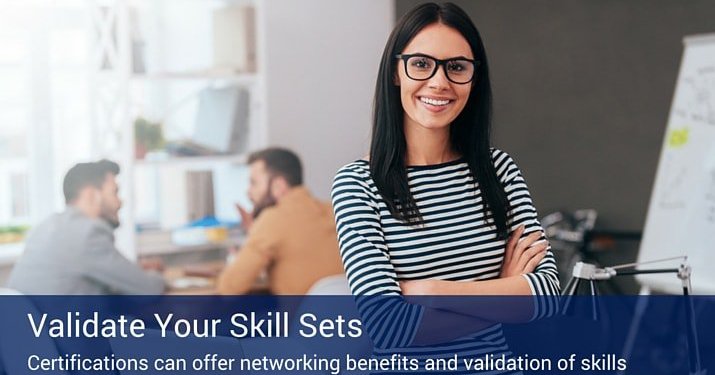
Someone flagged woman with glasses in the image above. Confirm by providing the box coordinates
[331,2,560,369]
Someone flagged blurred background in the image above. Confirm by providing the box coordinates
[1,0,714,293]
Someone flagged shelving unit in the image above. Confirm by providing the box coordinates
[134,154,248,169]
[85,0,394,260]
[88,0,266,259]
[130,71,258,84]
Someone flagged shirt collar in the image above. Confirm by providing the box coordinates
[279,186,311,205]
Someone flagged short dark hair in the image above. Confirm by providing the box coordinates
[63,159,120,204]
[248,148,303,187]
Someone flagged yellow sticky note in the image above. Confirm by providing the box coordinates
[668,128,689,148]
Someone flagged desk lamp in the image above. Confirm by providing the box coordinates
[561,256,705,375]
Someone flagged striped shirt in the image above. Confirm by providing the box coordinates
[331,149,560,372]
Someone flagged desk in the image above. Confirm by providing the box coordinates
[164,261,222,295]
[164,261,269,295]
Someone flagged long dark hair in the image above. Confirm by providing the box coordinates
[370,2,510,239]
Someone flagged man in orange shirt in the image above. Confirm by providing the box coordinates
[217,148,344,295]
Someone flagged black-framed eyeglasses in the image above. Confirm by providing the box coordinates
[395,53,479,84]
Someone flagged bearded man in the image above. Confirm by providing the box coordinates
[7,160,165,294]
[217,148,344,295]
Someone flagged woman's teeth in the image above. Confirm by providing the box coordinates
[420,97,451,106]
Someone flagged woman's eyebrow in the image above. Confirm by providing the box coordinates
[409,52,474,60]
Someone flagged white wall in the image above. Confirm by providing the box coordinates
[263,0,394,199]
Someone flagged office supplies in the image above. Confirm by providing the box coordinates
[213,5,256,73]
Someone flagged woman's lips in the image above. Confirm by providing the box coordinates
[418,96,453,113]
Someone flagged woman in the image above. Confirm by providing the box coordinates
[331,1,559,361]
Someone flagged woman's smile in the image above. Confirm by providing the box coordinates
[397,23,474,131]
[417,95,455,113]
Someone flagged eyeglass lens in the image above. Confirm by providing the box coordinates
[405,55,474,83]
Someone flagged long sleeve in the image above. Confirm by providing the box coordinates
[83,223,165,295]
[332,165,424,349]
[493,149,561,319]
[216,212,276,295]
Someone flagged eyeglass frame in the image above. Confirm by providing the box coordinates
[395,53,480,84]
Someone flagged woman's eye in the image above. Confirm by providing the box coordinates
[447,61,467,72]
[410,58,433,70]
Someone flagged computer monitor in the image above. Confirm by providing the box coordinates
[192,86,249,154]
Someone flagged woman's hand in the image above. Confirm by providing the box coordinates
[400,226,549,296]
[499,225,548,278]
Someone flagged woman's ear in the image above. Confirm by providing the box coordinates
[393,73,400,86]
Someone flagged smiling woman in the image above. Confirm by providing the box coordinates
[396,23,475,135]
[331,2,560,371]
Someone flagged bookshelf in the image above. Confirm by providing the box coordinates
[86,0,394,259]
[88,0,266,258]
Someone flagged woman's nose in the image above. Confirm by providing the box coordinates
[427,66,450,89]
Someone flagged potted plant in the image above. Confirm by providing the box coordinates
[134,117,165,159]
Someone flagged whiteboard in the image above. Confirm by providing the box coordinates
[638,33,715,294]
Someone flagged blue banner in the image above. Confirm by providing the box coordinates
[0,296,713,374]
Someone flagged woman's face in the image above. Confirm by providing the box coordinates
[396,23,474,133]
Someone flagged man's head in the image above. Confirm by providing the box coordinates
[63,159,122,228]
[247,148,303,217]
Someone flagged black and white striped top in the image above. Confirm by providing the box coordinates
[331,149,560,366]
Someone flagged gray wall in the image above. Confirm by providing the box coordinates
[397,0,715,231]
[264,0,394,200]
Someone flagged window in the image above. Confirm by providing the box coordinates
[0,2,92,248]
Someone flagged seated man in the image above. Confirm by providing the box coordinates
[217,148,344,295]
[7,160,165,295]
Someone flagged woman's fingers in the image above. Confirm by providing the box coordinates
[504,224,525,264]
[501,227,548,278]
[523,247,548,273]
[514,230,541,258]
[517,239,548,271]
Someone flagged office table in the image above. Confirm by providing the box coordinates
[164,261,269,295]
